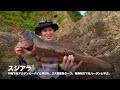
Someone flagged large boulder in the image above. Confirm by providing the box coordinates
[57,11,120,79]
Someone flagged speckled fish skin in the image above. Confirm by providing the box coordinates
[18,29,113,72]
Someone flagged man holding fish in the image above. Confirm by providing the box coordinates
[14,19,82,79]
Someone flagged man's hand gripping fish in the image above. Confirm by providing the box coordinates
[18,29,113,72]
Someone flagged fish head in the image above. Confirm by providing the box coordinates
[18,28,34,48]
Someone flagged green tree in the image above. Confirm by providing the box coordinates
[67,11,83,22]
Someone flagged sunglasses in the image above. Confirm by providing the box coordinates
[39,20,53,24]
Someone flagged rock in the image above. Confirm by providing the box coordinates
[57,11,120,79]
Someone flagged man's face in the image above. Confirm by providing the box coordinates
[41,27,55,41]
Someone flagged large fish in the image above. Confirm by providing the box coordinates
[18,29,113,72]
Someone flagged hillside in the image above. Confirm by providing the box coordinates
[0,11,120,79]
[57,11,120,79]
[1,11,120,79]
[0,11,82,32]
[0,11,82,79]
[0,11,82,58]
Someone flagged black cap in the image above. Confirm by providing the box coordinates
[35,20,59,35]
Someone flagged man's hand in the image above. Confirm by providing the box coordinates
[15,42,24,55]
[15,47,24,56]
[59,55,82,72]
[15,42,36,55]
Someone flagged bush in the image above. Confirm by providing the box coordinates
[57,17,64,24]
[20,20,36,32]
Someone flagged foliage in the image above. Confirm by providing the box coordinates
[67,11,83,22]
[0,11,81,32]
[57,17,64,24]
[0,11,51,32]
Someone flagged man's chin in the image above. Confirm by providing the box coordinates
[45,38,52,41]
